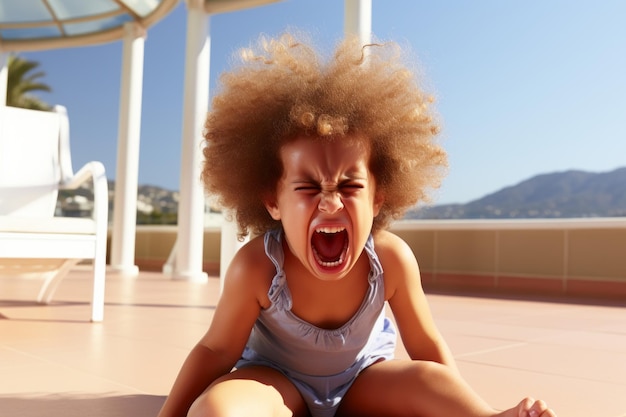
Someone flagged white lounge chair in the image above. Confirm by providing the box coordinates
[0,105,108,322]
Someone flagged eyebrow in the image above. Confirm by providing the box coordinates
[291,170,368,181]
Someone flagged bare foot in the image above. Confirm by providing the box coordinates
[499,397,557,417]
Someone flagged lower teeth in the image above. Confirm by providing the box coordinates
[317,256,343,268]
[313,241,347,268]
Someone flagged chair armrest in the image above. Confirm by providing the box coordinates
[61,161,105,190]
[60,161,109,225]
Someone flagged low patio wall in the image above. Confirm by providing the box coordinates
[106,225,222,276]
[391,218,626,303]
[109,218,626,303]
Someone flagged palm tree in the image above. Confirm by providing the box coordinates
[6,55,52,111]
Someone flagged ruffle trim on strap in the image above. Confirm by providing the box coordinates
[363,234,383,283]
[264,229,292,311]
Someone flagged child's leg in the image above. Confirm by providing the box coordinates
[188,366,309,417]
[336,360,556,417]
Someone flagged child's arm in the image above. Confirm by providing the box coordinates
[376,230,459,373]
[157,238,271,417]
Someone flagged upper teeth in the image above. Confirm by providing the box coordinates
[316,226,345,234]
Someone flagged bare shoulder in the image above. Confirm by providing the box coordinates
[372,229,421,300]
[372,230,418,270]
[223,234,275,307]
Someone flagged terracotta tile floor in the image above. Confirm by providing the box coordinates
[1,266,625,417]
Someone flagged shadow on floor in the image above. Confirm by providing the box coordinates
[0,393,166,417]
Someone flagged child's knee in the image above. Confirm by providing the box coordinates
[187,389,244,417]
[187,382,296,417]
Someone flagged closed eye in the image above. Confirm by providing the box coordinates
[339,182,365,194]
[294,183,320,192]
[292,180,365,193]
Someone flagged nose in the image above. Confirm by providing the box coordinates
[318,191,344,214]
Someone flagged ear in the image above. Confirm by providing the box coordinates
[263,195,281,220]
[373,191,384,217]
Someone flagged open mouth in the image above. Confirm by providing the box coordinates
[311,226,349,268]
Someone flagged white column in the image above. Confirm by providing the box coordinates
[344,0,372,45]
[109,22,145,277]
[166,3,209,281]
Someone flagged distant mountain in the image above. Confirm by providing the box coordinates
[407,167,626,219]
[61,168,626,221]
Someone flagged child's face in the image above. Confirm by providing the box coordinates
[264,135,383,281]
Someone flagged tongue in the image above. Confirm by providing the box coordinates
[312,230,347,262]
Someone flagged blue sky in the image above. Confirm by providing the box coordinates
[23,0,626,205]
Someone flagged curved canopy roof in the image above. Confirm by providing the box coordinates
[0,0,179,52]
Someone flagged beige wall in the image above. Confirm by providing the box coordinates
[390,219,626,301]
[113,219,626,302]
